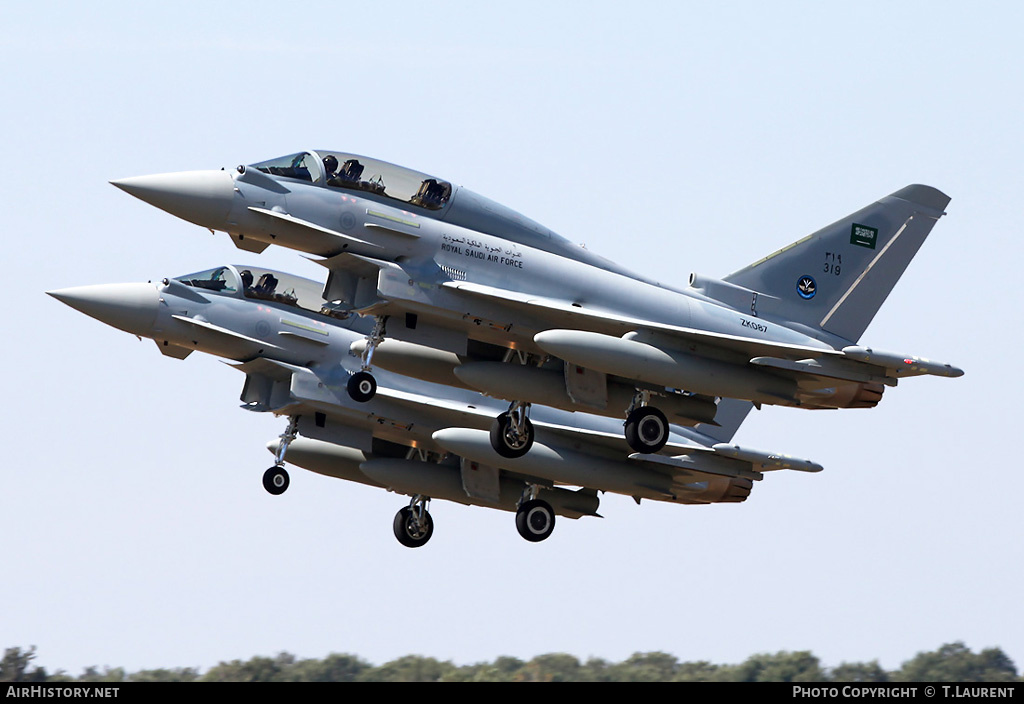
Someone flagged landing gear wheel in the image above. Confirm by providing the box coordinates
[490,412,535,458]
[624,406,669,453]
[516,499,555,542]
[263,466,290,495]
[347,371,377,402]
[393,506,433,548]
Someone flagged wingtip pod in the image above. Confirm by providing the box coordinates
[842,346,964,378]
[711,443,823,473]
[889,184,951,215]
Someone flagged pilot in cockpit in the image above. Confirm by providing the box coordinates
[322,155,339,182]
[412,178,450,209]
[327,158,365,188]
[253,273,278,297]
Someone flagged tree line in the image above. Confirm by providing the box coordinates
[1,642,1019,682]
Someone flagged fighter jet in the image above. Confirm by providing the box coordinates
[111,152,963,461]
[49,264,822,547]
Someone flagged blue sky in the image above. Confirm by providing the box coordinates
[3,2,1021,674]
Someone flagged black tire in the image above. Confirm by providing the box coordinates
[516,499,555,542]
[262,466,290,495]
[347,371,377,402]
[393,506,433,548]
[489,412,535,458]
[624,406,669,453]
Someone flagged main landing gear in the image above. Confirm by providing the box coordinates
[623,390,669,454]
[490,400,534,458]
[347,315,386,403]
[393,495,433,548]
[263,416,298,495]
[388,489,558,547]
[487,349,539,458]
[515,486,555,542]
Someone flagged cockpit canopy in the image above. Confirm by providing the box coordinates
[175,265,349,318]
[245,150,657,287]
[251,151,452,211]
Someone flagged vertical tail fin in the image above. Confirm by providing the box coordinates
[723,185,950,342]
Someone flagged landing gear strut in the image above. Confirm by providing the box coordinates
[348,315,387,403]
[393,495,433,548]
[623,390,669,453]
[515,486,555,542]
[263,416,298,495]
[490,400,534,458]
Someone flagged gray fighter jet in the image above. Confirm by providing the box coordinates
[49,265,821,547]
[112,152,963,460]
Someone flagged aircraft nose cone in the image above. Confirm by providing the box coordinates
[48,283,159,336]
[110,169,234,230]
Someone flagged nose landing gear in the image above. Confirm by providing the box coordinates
[263,416,298,495]
[346,371,377,402]
[262,466,290,495]
[347,315,387,403]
